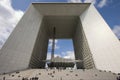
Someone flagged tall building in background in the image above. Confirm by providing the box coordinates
[0,3,120,79]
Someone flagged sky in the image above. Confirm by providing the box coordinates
[0,0,120,60]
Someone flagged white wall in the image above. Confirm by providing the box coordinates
[73,19,95,69]
[29,19,49,68]
[0,4,43,73]
[80,4,120,73]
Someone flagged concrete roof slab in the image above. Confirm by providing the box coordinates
[33,3,90,16]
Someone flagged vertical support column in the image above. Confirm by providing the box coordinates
[80,4,120,73]
[0,4,43,73]
[73,18,95,69]
[29,19,49,68]
[51,27,56,60]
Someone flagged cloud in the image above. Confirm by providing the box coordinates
[47,51,75,60]
[63,51,75,59]
[67,0,108,8]
[68,0,82,3]
[84,0,108,8]
[112,25,120,39]
[48,39,59,49]
[84,0,96,4]
[47,52,62,59]
[46,53,51,59]
[97,0,107,8]
[0,0,24,49]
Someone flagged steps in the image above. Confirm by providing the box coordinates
[0,69,119,80]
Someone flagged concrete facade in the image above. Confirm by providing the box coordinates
[0,4,45,73]
[0,3,120,73]
[80,5,120,73]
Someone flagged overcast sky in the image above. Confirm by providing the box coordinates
[0,0,120,59]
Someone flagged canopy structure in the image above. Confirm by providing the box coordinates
[47,56,75,68]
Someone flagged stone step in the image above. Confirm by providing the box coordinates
[0,69,119,80]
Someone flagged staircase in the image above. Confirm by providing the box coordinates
[0,69,119,80]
